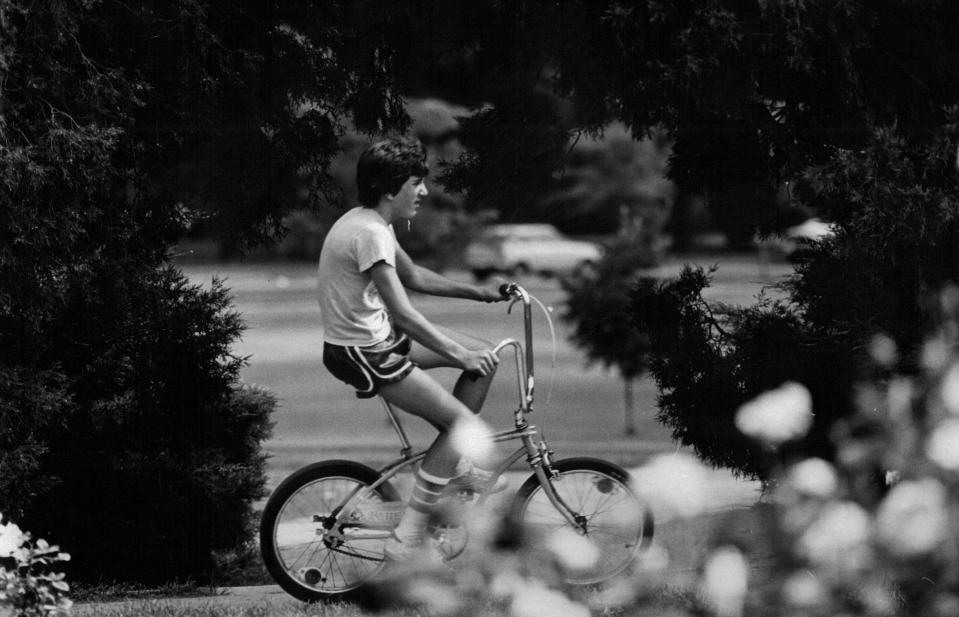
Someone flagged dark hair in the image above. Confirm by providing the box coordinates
[356,137,429,207]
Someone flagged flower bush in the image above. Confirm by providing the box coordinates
[0,515,71,617]
[357,285,959,617]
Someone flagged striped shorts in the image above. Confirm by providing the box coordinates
[322,331,415,399]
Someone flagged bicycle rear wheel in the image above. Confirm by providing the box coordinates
[259,460,401,602]
[510,457,653,585]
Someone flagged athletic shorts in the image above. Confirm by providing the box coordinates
[323,331,416,399]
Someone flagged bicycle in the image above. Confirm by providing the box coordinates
[259,282,654,602]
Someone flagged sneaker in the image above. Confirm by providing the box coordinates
[448,464,509,495]
[383,534,445,564]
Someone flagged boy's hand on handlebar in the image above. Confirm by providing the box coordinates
[478,277,510,303]
[460,348,500,377]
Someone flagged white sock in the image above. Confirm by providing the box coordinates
[394,469,450,545]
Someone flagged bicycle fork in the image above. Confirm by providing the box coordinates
[491,429,590,536]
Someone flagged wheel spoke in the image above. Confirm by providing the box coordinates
[264,468,394,599]
[515,463,651,585]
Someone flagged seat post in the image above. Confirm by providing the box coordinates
[379,397,414,458]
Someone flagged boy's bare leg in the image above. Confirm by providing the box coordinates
[379,367,473,475]
[409,325,497,414]
[379,368,487,551]
[407,326,503,492]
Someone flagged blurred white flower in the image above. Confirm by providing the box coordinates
[544,527,600,573]
[876,478,949,558]
[887,377,914,421]
[630,452,711,519]
[636,543,670,573]
[869,334,898,367]
[941,363,959,415]
[922,337,951,372]
[796,501,870,574]
[450,416,495,467]
[701,545,748,617]
[785,458,839,499]
[735,382,813,445]
[510,583,590,617]
[403,578,463,617]
[782,571,826,608]
[859,581,898,616]
[0,517,25,558]
[490,571,524,600]
[927,418,959,470]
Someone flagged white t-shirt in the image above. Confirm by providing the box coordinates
[318,207,397,346]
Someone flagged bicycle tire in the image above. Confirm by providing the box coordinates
[510,457,653,585]
[260,460,401,602]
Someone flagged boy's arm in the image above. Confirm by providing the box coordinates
[395,243,504,302]
[370,262,499,376]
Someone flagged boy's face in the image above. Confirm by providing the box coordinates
[392,175,428,219]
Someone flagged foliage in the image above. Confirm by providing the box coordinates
[559,128,674,415]
[562,242,662,383]
[589,1,959,238]
[632,267,851,478]
[1,0,281,584]
[541,127,674,235]
[0,514,72,617]
[438,92,572,223]
[788,121,959,371]
[630,113,959,478]
[330,286,959,617]
[573,1,959,478]
[1,258,277,583]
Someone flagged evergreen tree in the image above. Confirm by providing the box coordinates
[615,2,959,477]
[0,0,412,582]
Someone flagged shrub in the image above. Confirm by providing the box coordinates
[5,267,275,584]
[354,285,959,617]
[0,514,72,617]
[631,266,854,478]
[628,120,959,480]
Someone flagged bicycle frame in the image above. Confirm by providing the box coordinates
[325,284,588,541]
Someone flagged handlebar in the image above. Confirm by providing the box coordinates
[499,281,531,312]
[493,282,535,414]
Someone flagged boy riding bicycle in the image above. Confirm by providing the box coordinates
[318,136,507,562]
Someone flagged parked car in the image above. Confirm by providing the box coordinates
[755,217,837,261]
[463,223,603,280]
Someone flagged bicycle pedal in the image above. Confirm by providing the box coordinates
[430,524,468,560]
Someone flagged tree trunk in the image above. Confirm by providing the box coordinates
[623,378,636,436]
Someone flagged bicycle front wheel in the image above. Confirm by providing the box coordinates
[259,460,401,602]
[510,457,653,586]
